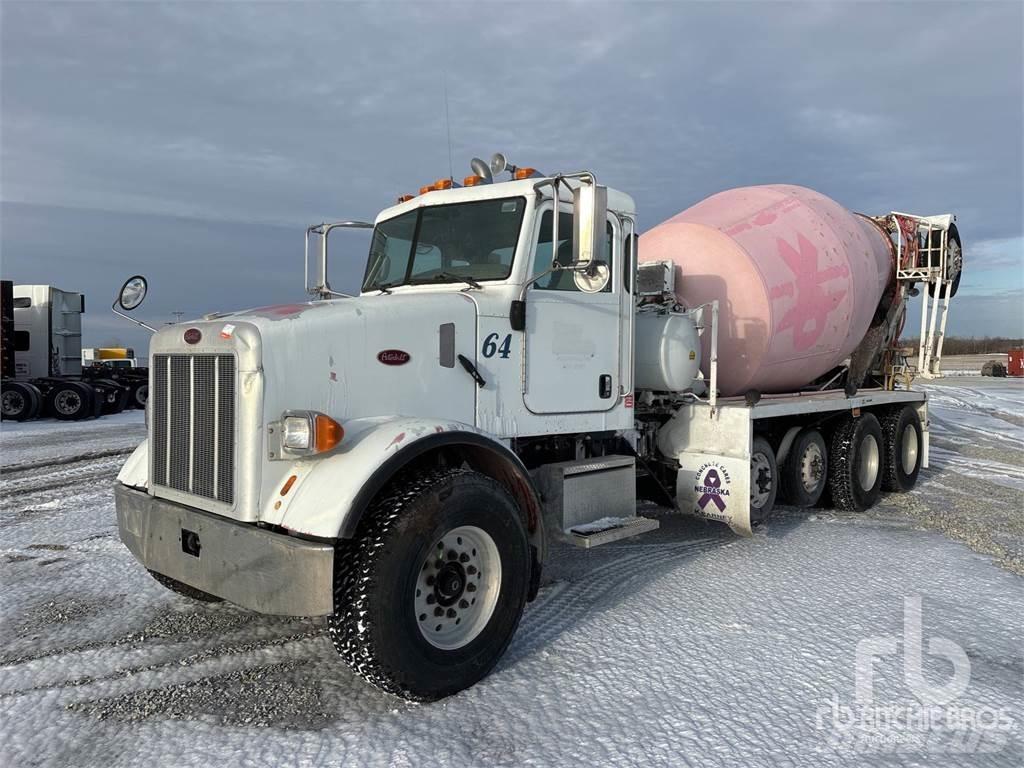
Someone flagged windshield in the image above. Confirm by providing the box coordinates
[362,197,526,291]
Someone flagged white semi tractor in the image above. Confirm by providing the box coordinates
[0,282,145,420]
[112,157,961,700]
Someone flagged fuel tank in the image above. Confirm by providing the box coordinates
[639,185,894,396]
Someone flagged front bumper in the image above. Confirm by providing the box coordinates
[115,484,334,616]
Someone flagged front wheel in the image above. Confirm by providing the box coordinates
[328,468,531,701]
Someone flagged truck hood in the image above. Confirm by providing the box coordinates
[223,293,479,426]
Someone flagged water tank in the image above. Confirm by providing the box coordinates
[639,185,893,396]
[634,311,701,392]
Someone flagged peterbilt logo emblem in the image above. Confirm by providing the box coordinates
[377,349,411,366]
[183,328,202,345]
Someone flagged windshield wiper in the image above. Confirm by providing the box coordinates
[376,282,397,295]
[433,272,482,290]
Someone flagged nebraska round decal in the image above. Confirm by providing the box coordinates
[377,349,411,366]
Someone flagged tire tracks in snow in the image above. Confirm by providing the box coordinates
[512,535,725,656]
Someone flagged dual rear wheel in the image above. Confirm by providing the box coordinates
[752,404,923,520]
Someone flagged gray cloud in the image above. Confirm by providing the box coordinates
[2,1,1021,353]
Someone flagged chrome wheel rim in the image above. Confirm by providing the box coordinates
[414,525,501,650]
[901,424,919,475]
[750,452,773,509]
[54,389,82,415]
[858,434,880,490]
[800,442,825,494]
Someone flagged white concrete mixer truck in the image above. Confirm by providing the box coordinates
[111,156,962,700]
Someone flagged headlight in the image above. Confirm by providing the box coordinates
[283,415,313,450]
[269,410,344,459]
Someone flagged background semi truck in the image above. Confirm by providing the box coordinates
[0,281,148,421]
[112,156,961,700]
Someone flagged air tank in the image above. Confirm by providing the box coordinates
[639,185,894,396]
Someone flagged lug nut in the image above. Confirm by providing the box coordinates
[446,608,457,618]
[426,594,436,605]
[466,565,477,575]
[459,553,470,563]
[467,582,477,593]
[434,606,444,617]
[459,599,469,609]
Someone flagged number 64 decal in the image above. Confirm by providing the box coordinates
[482,332,512,359]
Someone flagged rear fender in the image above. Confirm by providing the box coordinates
[276,418,545,559]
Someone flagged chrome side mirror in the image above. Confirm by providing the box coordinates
[573,183,607,269]
[117,275,148,310]
[112,275,157,332]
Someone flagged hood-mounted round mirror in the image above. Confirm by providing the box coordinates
[118,275,148,310]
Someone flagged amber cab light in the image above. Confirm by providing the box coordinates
[513,167,538,180]
[314,413,344,453]
[397,194,414,203]
[419,185,433,195]
[433,178,455,190]
[463,175,485,187]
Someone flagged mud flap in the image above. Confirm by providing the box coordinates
[675,453,753,537]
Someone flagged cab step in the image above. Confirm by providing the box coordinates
[569,516,660,549]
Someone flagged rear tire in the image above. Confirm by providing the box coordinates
[328,467,531,701]
[882,405,923,492]
[829,413,884,512]
[781,429,828,508]
[96,379,130,414]
[1,381,42,421]
[131,381,148,409]
[45,381,95,421]
[148,570,224,603]
[749,435,778,524]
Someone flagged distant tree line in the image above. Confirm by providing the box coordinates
[903,336,1023,355]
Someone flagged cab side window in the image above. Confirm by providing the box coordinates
[531,211,614,292]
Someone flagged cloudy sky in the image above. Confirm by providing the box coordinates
[2,1,1022,354]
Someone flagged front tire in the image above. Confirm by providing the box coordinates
[829,413,884,512]
[329,468,531,701]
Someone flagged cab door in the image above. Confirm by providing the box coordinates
[523,206,622,414]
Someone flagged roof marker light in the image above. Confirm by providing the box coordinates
[513,167,540,180]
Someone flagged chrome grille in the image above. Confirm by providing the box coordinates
[152,353,235,504]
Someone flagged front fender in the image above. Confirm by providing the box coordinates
[274,416,520,540]
[117,440,149,491]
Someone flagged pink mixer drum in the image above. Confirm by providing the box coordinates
[639,185,894,396]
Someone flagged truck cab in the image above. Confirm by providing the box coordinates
[115,167,653,700]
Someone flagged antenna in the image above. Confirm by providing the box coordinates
[443,72,454,181]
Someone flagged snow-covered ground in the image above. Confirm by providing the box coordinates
[1,381,1021,767]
